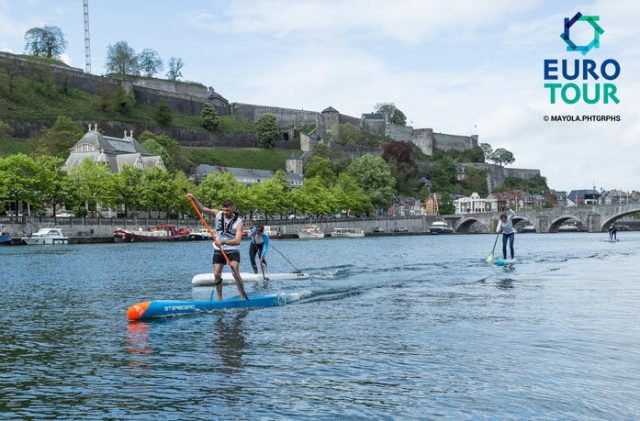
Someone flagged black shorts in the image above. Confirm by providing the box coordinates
[213,250,240,265]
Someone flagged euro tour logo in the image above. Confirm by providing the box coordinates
[543,12,620,105]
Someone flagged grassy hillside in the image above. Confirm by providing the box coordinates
[0,67,254,133]
[186,147,299,170]
[0,58,272,167]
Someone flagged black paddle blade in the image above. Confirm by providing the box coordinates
[231,267,249,300]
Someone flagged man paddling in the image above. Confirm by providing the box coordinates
[186,194,246,299]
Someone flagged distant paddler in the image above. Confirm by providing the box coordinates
[185,193,247,300]
[497,209,517,260]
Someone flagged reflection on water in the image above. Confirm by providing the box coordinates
[212,312,247,374]
[1,233,640,418]
[126,322,152,371]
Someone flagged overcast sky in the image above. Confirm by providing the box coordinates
[1,0,638,192]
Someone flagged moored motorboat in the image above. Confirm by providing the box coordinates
[0,230,12,245]
[187,228,213,241]
[429,221,454,234]
[297,225,325,239]
[21,228,69,245]
[330,227,365,238]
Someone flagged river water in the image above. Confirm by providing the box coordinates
[1,232,639,419]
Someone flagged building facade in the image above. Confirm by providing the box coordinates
[64,124,165,173]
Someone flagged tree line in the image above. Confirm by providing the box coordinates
[0,152,392,219]
[23,24,185,80]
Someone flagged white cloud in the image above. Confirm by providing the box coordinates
[188,0,537,44]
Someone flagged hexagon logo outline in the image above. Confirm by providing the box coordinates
[560,12,604,56]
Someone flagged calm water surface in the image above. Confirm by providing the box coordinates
[1,232,639,419]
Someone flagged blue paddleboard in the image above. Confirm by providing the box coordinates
[127,291,311,321]
[129,295,282,320]
[494,258,516,266]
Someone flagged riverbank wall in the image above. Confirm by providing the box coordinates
[1,215,443,244]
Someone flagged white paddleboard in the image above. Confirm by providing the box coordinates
[192,272,310,286]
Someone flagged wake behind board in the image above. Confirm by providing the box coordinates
[494,258,516,266]
[128,291,309,321]
[192,272,310,286]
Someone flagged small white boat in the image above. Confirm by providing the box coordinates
[429,221,454,234]
[22,228,69,245]
[330,227,365,238]
[188,228,213,241]
[297,225,325,239]
[192,272,311,286]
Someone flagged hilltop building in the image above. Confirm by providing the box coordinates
[63,124,165,173]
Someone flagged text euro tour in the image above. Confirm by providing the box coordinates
[543,58,620,105]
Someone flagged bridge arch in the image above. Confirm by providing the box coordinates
[548,216,586,233]
[601,210,640,231]
[454,217,490,233]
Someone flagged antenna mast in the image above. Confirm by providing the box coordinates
[83,0,91,73]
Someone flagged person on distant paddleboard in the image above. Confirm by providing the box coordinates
[245,224,270,274]
[608,223,618,241]
[186,194,246,299]
[497,209,516,260]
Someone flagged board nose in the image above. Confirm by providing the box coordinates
[127,301,151,321]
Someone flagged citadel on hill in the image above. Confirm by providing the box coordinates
[0,51,541,189]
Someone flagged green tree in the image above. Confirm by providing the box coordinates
[428,156,457,194]
[139,131,190,172]
[439,192,456,215]
[35,155,74,217]
[24,25,67,59]
[200,102,220,131]
[113,85,134,114]
[290,177,335,217]
[172,171,196,218]
[336,123,363,146]
[347,154,395,210]
[251,170,290,218]
[142,138,174,172]
[0,121,15,155]
[30,115,84,157]
[197,172,244,213]
[388,159,420,196]
[166,57,184,80]
[153,99,173,127]
[479,143,493,162]
[139,167,174,217]
[303,156,336,187]
[498,174,549,194]
[461,166,488,196]
[106,41,139,75]
[332,173,372,216]
[256,113,279,148]
[137,48,163,77]
[311,143,331,159]
[375,102,407,126]
[491,148,515,166]
[0,154,41,216]
[110,165,144,217]
[70,160,111,216]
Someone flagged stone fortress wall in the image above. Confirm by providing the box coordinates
[0,52,540,187]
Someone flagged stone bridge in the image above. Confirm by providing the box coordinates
[443,204,640,233]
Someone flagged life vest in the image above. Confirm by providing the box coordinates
[214,212,241,251]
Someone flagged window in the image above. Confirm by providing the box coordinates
[76,143,95,152]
